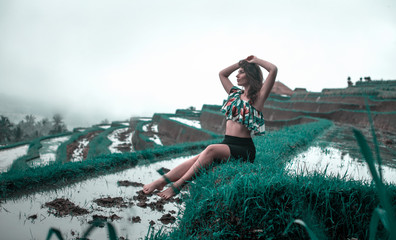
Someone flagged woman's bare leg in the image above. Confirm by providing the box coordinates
[142,154,200,194]
[158,144,230,199]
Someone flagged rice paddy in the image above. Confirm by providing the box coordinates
[0,144,29,173]
[1,82,396,239]
[0,155,193,240]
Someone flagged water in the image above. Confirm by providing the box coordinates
[0,155,194,240]
[0,145,29,172]
[108,128,134,153]
[286,124,396,184]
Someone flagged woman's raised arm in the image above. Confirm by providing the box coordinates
[219,62,239,94]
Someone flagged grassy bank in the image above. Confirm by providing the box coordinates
[6,132,72,172]
[86,126,126,159]
[0,138,221,198]
[151,119,396,239]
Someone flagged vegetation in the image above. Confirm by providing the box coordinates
[86,126,126,159]
[55,127,102,164]
[6,132,72,173]
[0,114,68,146]
[149,119,396,239]
[0,137,221,198]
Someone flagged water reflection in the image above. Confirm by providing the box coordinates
[285,145,396,184]
[0,155,193,240]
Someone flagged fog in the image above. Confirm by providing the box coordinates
[1,0,395,129]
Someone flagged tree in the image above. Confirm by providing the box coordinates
[13,125,23,142]
[0,115,13,144]
[50,113,68,134]
[17,114,37,139]
[100,119,110,124]
[37,118,52,136]
[347,76,353,87]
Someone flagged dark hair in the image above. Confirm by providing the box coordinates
[238,60,263,104]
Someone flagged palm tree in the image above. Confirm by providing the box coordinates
[51,113,68,134]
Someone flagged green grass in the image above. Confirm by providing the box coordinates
[134,120,160,148]
[6,132,72,173]
[86,126,126,159]
[149,118,396,239]
[55,127,103,164]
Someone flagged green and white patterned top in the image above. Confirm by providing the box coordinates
[221,86,265,135]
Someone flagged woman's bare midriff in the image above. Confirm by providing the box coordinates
[224,120,252,138]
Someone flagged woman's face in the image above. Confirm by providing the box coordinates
[236,68,248,86]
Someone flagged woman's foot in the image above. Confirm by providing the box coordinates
[142,178,167,194]
[157,186,177,200]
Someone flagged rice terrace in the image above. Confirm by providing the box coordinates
[1,80,396,239]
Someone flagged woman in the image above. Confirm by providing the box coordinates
[143,55,277,199]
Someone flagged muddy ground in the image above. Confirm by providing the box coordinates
[43,180,180,230]
[66,131,102,162]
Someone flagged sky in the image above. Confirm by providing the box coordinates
[1,0,395,128]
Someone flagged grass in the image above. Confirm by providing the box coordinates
[38,118,332,240]
[352,97,396,239]
[6,132,72,173]
[86,126,126,159]
[149,118,396,239]
[55,127,103,164]
[3,105,395,239]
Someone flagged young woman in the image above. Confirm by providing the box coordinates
[143,55,277,199]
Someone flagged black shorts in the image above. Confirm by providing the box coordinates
[220,135,256,163]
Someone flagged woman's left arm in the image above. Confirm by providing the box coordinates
[247,56,278,101]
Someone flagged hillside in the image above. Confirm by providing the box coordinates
[0,79,396,239]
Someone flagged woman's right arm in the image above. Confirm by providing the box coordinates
[219,62,239,94]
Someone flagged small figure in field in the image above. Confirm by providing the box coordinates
[143,55,277,199]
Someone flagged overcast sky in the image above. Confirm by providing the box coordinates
[1,0,395,128]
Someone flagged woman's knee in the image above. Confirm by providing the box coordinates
[203,144,229,159]
[203,145,216,156]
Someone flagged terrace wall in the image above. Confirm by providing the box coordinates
[131,121,156,151]
[200,109,226,135]
[199,108,321,133]
[263,106,396,132]
[155,114,219,144]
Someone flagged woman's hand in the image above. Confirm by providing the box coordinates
[246,55,258,63]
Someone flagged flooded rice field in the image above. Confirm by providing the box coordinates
[108,128,134,153]
[1,123,395,239]
[0,155,193,240]
[169,117,201,129]
[0,144,29,173]
[286,124,396,184]
[28,136,72,168]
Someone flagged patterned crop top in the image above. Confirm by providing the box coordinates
[221,86,265,135]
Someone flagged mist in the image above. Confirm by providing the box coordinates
[1,0,395,129]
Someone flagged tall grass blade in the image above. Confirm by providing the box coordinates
[106,222,118,240]
[364,96,383,181]
[46,228,64,240]
[369,207,390,240]
[283,219,319,240]
[81,219,118,240]
[353,128,396,239]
